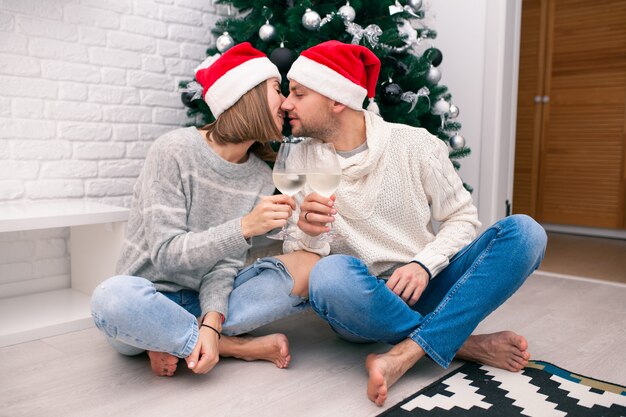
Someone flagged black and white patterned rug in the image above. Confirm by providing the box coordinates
[378,360,626,417]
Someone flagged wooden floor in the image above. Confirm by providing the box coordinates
[540,232,626,284]
[1,271,625,417]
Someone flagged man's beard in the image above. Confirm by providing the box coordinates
[296,114,338,142]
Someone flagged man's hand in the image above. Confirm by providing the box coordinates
[298,192,336,236]
[386,262,429,306]
[185,312,222,374]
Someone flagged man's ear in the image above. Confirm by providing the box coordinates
[331,101,347,114]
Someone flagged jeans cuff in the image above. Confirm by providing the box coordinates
[178,319,199,358]
[410,333,451,369]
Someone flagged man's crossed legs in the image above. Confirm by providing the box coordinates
[308,215,547,406]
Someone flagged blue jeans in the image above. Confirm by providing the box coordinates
[91,258,308,356]
[222,257,309,336]
[307,214,547,368]
[91,276,201,357]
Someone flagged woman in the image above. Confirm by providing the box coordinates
[91,43,318,377]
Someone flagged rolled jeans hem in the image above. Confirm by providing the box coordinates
[410,333,450,369]
[178,321,199,358]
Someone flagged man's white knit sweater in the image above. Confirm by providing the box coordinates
[285,111,481,279]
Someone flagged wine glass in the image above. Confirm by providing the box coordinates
[267,141,308,240]
[306,141,342,241]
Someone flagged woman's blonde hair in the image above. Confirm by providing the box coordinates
[202,80,279,161]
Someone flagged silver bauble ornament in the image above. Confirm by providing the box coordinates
[426,65,441,84]
[407,0,423,11]
[449,104,459,119]
[302,8,321,31]
[431,98,450,115]
[259,22,276,42]
[216,32,235,53]
[449,133,466,150]
[338,2,356,22]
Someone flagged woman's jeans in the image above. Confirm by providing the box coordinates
[90,257,308,357]
[307,214,547,368]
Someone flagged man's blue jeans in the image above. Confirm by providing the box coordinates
[90,257,308,357]
[307,214,547,368]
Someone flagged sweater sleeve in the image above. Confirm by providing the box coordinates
[413,140,481,278]
[282,227,330,256]
[199,257,242,318]
[282,193,330,256]
[141,149,251,277]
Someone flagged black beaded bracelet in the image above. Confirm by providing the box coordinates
[201,323,221,339]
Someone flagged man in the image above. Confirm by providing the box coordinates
[281,41,547,406]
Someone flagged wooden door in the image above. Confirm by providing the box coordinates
[513,0,626,229]
[512,0,547,216]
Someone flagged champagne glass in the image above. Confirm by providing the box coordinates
[307,141,342,241]
[267,141,307,240]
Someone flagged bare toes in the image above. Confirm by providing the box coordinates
[508,358,524,372]
[366,356,389,407]
[277,354,291,369]
[148,351,180,376]
[516,335,529,352]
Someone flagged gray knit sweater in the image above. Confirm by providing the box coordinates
[116,127,274,318]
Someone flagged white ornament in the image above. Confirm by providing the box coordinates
[449,104,460,119]
[426,65,441,84]
[401,86,430,113]
[389,0,419,17]
[216,32,235,53]
[431,98,450,115]
[407,0,423,11]
[338,2,356,23]
[345,22,382,45]
[389,1,403,15]
[259,21,276,42]
[302,8,321,31]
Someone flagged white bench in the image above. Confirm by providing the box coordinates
[0,200,129,347]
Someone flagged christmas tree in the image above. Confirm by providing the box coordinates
[180,0,472,191]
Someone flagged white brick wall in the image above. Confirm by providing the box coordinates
[0,0,222,298]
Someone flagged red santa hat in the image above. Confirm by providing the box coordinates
[194,42,281,117]
[287,40,381,112]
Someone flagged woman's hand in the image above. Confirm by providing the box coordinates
[241,194,296,239]
[185,312,222,374]
[298,193,337,237]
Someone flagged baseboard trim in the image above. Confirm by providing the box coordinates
[535,270,626,288]
[542,223,626,240]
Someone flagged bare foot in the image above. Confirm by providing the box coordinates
[147,351,179,377]
[220,333,291,369]
[457,331,530,372]
[366,354,392,407]
[365,339,425,407]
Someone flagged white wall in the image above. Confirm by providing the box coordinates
[427,0,487,210]
[0,0,221,298]
[429,0,521,229]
